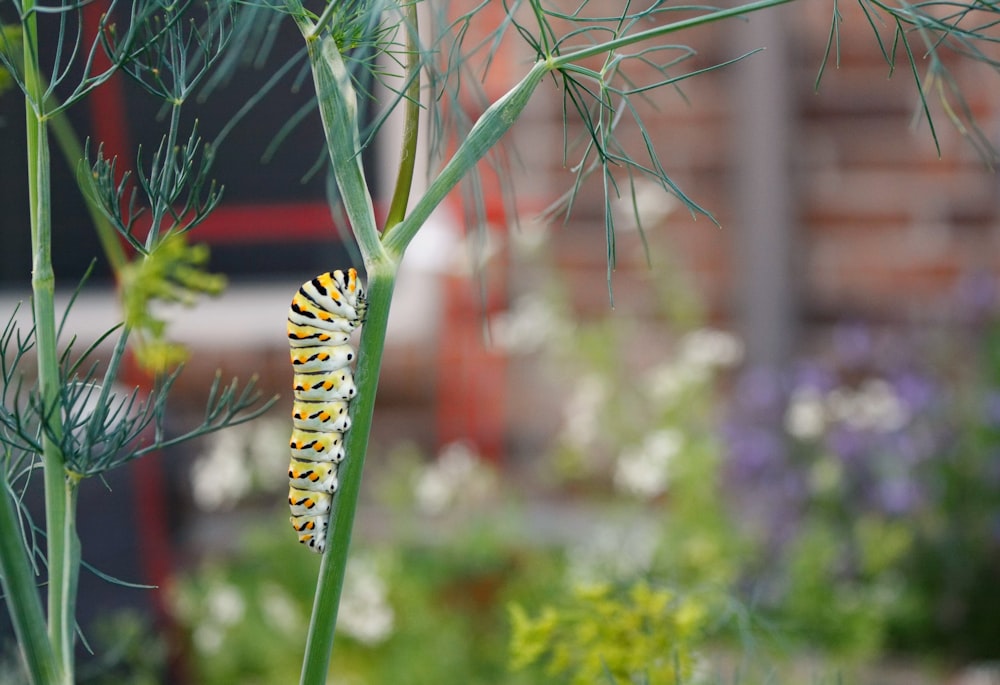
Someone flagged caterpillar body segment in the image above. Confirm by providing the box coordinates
[289,428,346,463]
[300,272,365,318]
[292,371,357,401]
[288,458,339,493]
[291,400,351,433]
[289,344,356,373]
[290,514,329,551]
[287,323,352,348]
[286,268,365,554]
[288,486,333,517]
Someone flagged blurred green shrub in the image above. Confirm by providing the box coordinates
[509,581,707,684]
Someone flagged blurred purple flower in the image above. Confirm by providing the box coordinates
[891,370,939,415]
[724,424,787,480]
[874,477,923,516]
[827,425,871,464]
[792,360,838,394]
[732,366,787,423]
[885,426,937,466]
[955,270,999,324]
[982,391,1000,427]
[832,324,875,369]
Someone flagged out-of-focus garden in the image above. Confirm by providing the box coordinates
[3,0,1000,683]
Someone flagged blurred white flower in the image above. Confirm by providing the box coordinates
[171,579,243,655]
[246,419,291,488]
[643,330,741,407]
[643,360,704,405]
[509,216,550,253]
[558,375,608,452]
[337,557,394,645]
[490,296,567,354]
[413,442,495,515]
[566,519,659,583]
[259,583,299,633]
[193,624,224,654]
[613,429,683,499]
[191,430,252,511]
[689,653,713,685]
[785,386,826,440]
[190,419,289,509]
[827,378,909,432]
[207,583,245,625]
[413,466,451,515]
[678,328,744,369]
[613,178,678,231]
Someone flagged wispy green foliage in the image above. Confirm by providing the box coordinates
[512,2,768,297]
[0,24,20,95]
[83,117,226,374]
[85,127,223,255]
[0,306,38,482]
[82,0,233,254]
[820,0,1000,163]
[79,1,236,373]
[0,304,274,481]
[0,0,199,116]
[105,0,236,104]
[2,0,273,680]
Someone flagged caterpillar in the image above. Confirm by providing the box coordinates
[287,268,366,553]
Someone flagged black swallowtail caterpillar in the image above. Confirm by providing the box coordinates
[287,268,366,553]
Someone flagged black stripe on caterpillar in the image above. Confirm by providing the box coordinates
[287,269,366,553]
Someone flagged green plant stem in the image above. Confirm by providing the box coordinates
[146,104,183,250]
[301,28,387,265]
[293,9,418,679]
[47,480,80,684]
[382,2,420,234]
[32,104,77,685]
[299,266,396,685]
[0,482,59,685]
[309,0,340,40]
[384,59,549,260]
[22,4,76,682]
[0,27,127,275]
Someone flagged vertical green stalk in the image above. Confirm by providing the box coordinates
[21,2,77,682]
[0,482,59,684]
[299,266,396,685]
[302,31,385,264]
[382,1,420,234]
[146,103,184,249]
[293,8,411,680]
[383,59,549,260]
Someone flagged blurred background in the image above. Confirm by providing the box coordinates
[1,1,999,683]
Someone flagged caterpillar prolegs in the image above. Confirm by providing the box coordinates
[287,269,367,553]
